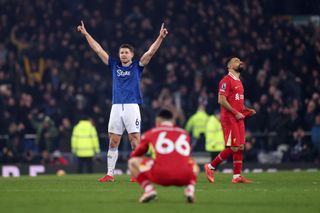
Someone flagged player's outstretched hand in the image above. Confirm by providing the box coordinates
[159,23,168,39]
[248,108,256,116]
[77,20,88,36]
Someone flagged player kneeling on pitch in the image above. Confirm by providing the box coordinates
[128,109,199,203]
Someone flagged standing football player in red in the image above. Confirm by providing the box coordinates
[204,57,256,184]
[128,109,199,203]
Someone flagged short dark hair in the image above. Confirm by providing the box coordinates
[225,56,236,69]
[156,109,174,121]
[119,43,134,53]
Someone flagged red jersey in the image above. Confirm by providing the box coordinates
[131,122,192,174]
[218,72,245,120]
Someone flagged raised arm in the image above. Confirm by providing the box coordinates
[77,21,109,65]
[140,23,168,66]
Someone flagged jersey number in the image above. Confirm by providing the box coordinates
[155,132,191,156]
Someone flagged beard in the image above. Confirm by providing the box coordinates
[235,63,245,73]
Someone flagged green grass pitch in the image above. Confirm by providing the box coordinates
[0,171,319,213]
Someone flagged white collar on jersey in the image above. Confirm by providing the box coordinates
[160,121,174,126]
[228,72,240,81]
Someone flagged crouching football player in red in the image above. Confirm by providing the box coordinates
[128,109,199,203]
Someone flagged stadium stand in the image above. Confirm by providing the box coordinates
[0,0,319,164]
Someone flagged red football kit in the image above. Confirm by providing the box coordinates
[130,122,196,186]
[218,72,245,147]
[205,71,254,183]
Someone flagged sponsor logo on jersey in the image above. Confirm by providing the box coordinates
[235,93,244,100]
[117,69,131,77]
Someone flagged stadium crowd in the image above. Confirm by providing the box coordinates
[0,0,319,164]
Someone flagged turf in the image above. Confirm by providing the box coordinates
[0,171,319,213]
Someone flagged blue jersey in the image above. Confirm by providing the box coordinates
[108,57,144,104]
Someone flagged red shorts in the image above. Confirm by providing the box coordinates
[139,158,197,186]
[221,118,245,147]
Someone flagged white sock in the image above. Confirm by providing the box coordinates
[107,147,118,176]
[208,164,215,170]
[233,174,241,179]
[186,184,195,193]
[144,185,155,193]
[185,184,195,196]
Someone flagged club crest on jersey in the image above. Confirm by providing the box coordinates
[117,69,131,77]
[220,83,226,92]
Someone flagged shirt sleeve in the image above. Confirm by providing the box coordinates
[130,132,150,157]
[136,60,144,73]
[138,61,144,67]
[108,57,117,70]
[218,78,230,97]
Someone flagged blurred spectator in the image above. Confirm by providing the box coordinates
[1,147,15,163]
[244,132,259,162]
[40,150,52,165]
[22,150,40,164]
[71,117,100,173]
[58,117,72,152]
[205,111,224,161]
[304,100,317,130]
[23,56,45,84]
[30,110,58,152]
[51,150,69,166]
[290,127,316,162]
[311,115,320,162]
[185,100,208,151]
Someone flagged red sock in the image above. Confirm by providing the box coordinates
[136,172,152,190]
[210,148,234,168]
[189,172,197,185]
[233,149,243,175]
